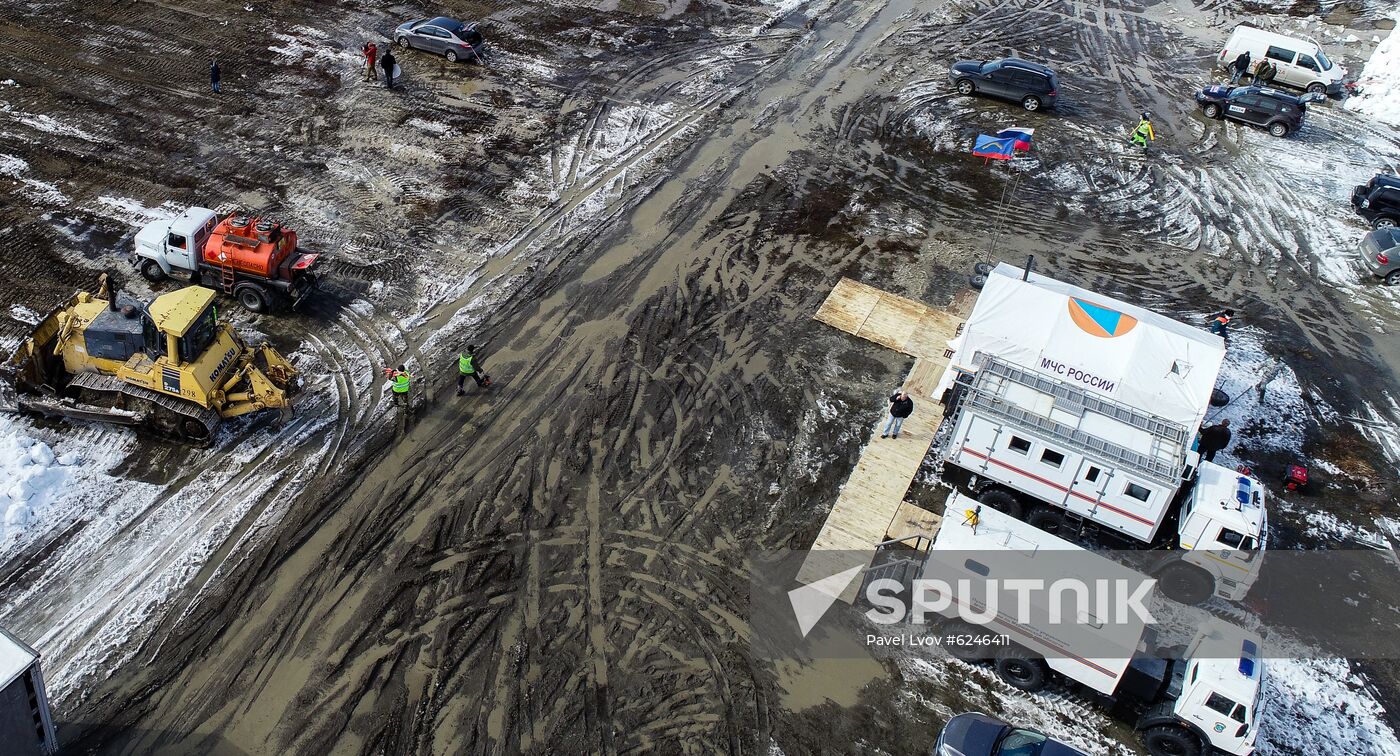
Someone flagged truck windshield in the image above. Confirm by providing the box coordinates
[1315,48,1332,70]
[178,304,218,363]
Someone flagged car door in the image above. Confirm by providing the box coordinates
[1225,93,1262,124]
[1294,52,1322,87]
[1264,45,1298,86]
[979,62,1008,96]
[422,26,448,53]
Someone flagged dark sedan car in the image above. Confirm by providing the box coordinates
[1195,84,1313,137]
[394,16,486,63]
[948,58,1059,112]
[933,712,1089,756]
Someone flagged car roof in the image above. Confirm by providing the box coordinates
[1371,173,1400,191]
[427,16,465,31]
[1001,58,1054,75]
[1248,86,1303,103]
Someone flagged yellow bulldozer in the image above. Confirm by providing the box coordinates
[2,274,297,445]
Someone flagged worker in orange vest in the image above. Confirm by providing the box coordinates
[1208,309,1234,337]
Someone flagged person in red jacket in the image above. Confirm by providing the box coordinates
[364,41,378,82]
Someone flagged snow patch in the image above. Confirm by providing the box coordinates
[1346,11,1400,126]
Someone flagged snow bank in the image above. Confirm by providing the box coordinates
[0,416,77,548]
[1258,657,1400,755]
[1346,11,1400,126]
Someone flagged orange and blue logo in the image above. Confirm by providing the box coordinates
[1068,297,1138,338]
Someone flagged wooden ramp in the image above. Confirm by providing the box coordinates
[796,279,969,602]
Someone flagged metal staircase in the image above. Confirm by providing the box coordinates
[957,354,1189,486]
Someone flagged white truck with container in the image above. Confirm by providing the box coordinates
[904,493,1265,756]
[933,264,1266,604]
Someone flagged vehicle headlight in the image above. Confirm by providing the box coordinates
[1361,199,1370,208]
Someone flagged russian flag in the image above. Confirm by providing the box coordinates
[972,134,1016,160]
[997,126,1034,151]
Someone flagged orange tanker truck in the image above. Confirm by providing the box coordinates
[132,207,320,313]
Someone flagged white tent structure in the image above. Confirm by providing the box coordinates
[936,263,1225,433]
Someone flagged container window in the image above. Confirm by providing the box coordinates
[1085,466,1101,482]
[1040,448,1065,468]
[1008,436,1031,454]
[1124,482,1152,502]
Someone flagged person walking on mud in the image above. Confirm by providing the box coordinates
[1198,418,1232,462]
[1129,112,1155,151]
[381,48,397,90]
[390,364,413,405]
[881,389,914,439]
[210,59,221,94]
[363,41,378,82]
[1208,308,1234,338]
[456,345,491,396]
[1231,50,1251,84]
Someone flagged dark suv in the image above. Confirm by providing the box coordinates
[1194,85,1309,137]
[949,58,1059,112]
[1352,173,1400,229]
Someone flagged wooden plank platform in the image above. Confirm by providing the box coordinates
[796,280,971,602]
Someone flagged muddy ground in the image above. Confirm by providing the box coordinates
[1,0,1399,753]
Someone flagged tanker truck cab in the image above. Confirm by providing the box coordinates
[1175,462,1267,602]
[133,208,219,282]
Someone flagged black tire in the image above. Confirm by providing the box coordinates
[994,650,1049,692]
[1021,95,1041,112]
[1386,270,1400,286]
[1026,505,1065,535]
[978,488,1024,520]
[237,284,270,313]
[969,273,987,290]
[956,79,975,95]
[1142,725,1203,756]
[1202,103,1221,119]
[181,418,213,443]
[445,49,458,63]
[1306,82,1327,95]
[396,37,410,49]
[1373,216,1397,230]
[1210,388,1229,407]
[1268,121,1289,138]
[1157,561,1215,605]
[139,259,168,282]
[940,620,997,662]
[973,261,993,275]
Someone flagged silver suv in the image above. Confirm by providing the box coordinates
[1359,227,1400,286]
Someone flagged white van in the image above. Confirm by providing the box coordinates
[1218,24,1345,94]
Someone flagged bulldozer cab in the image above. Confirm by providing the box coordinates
[143,287,219,365]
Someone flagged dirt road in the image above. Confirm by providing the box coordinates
[3,0,1400,753]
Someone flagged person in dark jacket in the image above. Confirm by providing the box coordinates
[1254,59,1277,85]
[210,59,221,93]
[381,49,397,89]
[1199,419,1232,462]
[882,390,914,439]
[1208,308,1234,337]
[1231,51,1251,84]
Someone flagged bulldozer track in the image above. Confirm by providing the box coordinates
[69,371,220,439]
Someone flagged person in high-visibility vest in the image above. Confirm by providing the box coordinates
[1130,112,1155,150]
[456,345,491,396]
[1208,308,1234,337]
[390,364,412,404]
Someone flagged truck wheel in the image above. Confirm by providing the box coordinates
[1026,506,1065,534]
[994,649,1048,692]
[973,261,993,276]
[969,273,987,289]
[237,284,270,313]
[139,259,168,282]
[1142,725,1202,756]
[1158,561,1214,605]
[1209,388,1229,407]
[978,488,1024,520]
